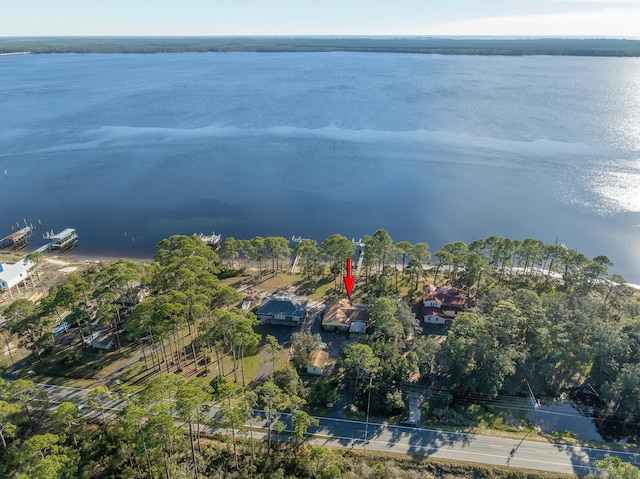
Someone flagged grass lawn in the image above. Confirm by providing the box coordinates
[29,345,140,389]
[308,278,335,300]
[256,272,303,293]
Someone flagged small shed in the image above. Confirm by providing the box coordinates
[92,334,114,350]
[307,350,329,376]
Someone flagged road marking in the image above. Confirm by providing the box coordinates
[33,382,634,472]
[310,434,596,470]
[364,438,596,472]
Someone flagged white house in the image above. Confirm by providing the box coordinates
[307,350,329,376]
[422,285,464,326]
[0,259,35,299]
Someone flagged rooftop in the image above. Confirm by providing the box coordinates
[308,350,329,369]
[256,294,308,317]
[423,285,464,306]
[51,228,76,240]
[0,259,34,289]
[322,298,369,327]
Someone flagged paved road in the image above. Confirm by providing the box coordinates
[35,382,640,475]
[306,417,640,475]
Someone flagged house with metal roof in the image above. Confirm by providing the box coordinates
[255,294,307,326]
[0,259,35,299]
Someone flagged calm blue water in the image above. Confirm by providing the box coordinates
[1,53,639,282]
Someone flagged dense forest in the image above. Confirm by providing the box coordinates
[2,36,640,56]
[2,231,640,477]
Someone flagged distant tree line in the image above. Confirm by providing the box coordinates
[3,36,640,56]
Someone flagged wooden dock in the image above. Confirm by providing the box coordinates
[352,238,365,275]
[0,225,33,250]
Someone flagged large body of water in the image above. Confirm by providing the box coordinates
[1,53,639,282]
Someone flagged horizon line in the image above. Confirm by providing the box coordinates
[2,34,640,40]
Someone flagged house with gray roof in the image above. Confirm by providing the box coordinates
[256,294,307,326]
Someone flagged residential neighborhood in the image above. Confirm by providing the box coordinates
[1,231,639,479]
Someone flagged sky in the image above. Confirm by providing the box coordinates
[2,0,639,38]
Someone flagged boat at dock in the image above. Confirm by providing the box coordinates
[0,225,34,250]
[44,228,78,251]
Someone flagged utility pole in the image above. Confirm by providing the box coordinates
[510,379,540,459]
[363,374,373,454]
[526,380,540,411]
[526,379,540,433]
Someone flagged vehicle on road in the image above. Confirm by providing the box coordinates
[399,419,417,427]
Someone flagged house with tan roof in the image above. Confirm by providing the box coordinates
[321,298,369,334]
[307,350,329,375]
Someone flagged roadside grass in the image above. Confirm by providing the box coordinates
[304,404,336,417]
[340,449,575,479]
[459,403,529,433]
[29,346,137,388]
[420,420,548,442]
[421,400,551,441]
[115,358,151,392]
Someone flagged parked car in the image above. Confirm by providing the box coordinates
[399,419,417,427]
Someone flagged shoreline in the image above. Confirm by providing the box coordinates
[43,251,640,291]
[65,252,154,264]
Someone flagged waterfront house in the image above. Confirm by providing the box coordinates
[256,294,307,326]
[307,350,329,375]
[0,259,35,300]
[321,298,369,333]
[422,285,464,325]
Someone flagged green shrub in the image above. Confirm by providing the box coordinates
[60,353,81,368]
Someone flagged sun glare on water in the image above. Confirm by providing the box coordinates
[589,163,640,214]
[588,62,640,215]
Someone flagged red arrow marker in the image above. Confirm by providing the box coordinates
[343,257,355,299]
